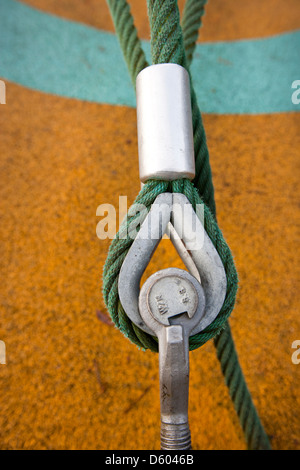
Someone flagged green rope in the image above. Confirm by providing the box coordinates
[147,0,215,214]
[146,0,271,450]
[105,0,148,87]
[104,0,271,450]
[181,0,207,66]
[214,323,271,450]
[103,179,237,351]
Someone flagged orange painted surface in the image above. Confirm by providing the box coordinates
[0,1,300,451]
[23,0,300,41]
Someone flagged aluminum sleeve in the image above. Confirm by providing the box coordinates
[136,64,195,182]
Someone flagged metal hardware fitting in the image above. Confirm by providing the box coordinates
[139,268,206,450]
[118,193,227,450]
[118,193,227,336]
[136,64,195,182]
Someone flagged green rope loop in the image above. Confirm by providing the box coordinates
[103,179,238,352]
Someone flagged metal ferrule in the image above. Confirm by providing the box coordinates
[136,64,195,182]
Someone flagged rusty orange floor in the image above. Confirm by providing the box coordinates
[0,0,299,450]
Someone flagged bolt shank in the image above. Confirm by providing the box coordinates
[158,325,191,450]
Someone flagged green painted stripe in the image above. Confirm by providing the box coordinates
[1,0,299,114]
